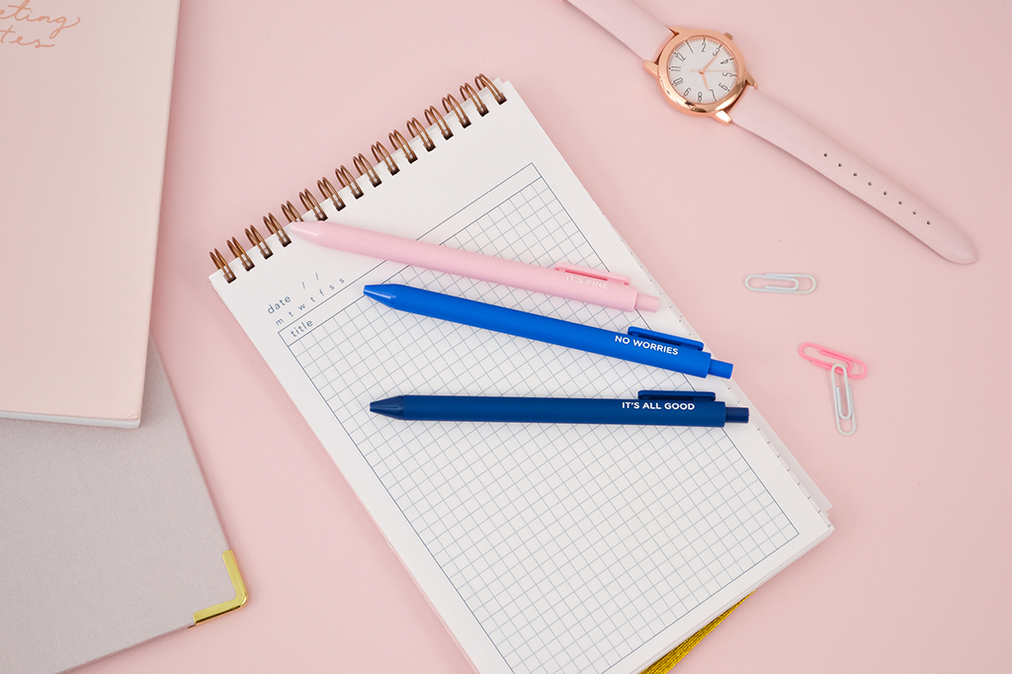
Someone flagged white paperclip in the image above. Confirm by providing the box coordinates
[831,364,856,436]
[744,273,816,294]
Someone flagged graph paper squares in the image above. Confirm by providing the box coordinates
[286,173,797,674]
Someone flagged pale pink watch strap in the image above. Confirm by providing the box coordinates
[564,0,672,61]
[730,86,978,264]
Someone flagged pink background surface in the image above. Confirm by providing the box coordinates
[84,0,1011,672]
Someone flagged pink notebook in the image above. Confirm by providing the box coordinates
[0,0,180,427]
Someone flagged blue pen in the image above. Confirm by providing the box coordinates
[363,284,733,378]
[370,391,748,427]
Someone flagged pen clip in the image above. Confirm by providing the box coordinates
[553,263,631,286]
[637,390,717,402]
[626,327,705,351]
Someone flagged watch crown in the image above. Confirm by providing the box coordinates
[724,32,733,40]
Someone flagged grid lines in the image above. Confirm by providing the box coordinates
[286,172,798,674]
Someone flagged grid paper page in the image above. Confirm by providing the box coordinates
[211,80,831,674]
[285,171,798,674]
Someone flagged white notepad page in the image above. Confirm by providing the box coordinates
[210,80,832,674]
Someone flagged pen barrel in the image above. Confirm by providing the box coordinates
[400,396,730,426]
[325,224,647,311]
[396,288,714,377]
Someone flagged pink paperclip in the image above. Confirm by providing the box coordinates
[798,343,867,380]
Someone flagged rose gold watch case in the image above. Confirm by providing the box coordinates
[644,27,755,125]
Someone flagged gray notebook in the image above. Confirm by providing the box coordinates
[0,339,245,674]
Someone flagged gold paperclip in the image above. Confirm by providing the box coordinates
[831,364,856,436]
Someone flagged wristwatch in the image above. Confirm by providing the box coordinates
[561,0,979,264]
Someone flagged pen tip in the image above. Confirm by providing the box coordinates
[288,221,321,240]
[362,285,397,304]
[370,396,404,418]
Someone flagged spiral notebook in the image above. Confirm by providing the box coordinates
[208,77,832,674]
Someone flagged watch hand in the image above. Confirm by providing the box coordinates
[688,68,710,88]
[699,54,717,90]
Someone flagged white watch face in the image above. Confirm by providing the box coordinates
[666,36,739,106]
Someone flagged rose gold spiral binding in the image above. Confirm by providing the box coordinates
[318,176,346,211]
[475,73,506,104]
[210,74,507,282]
[372,141,400,175]
[442,94,470,128]
[460,82,488,117]
[281,201,303,224]
[263,212,292,246]
[210,249,236,283]
[335,165,364,199]
[300,189,327,220]
[389,129,417,163]
[424,106,453,140]
[353,153,382,187]
[245,225,273,259]
[227,236,255,271]
[406,117,435,151]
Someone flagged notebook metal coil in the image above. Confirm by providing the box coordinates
[209,249,236,283]
[442,94,470,128]
[353,153,382,187]
[318,177,346,211]
[334,165,364,199]
[209,74,507,283]
[280,200,302,224]
[372,141,400,175]
[424,106,453,140]
[226,237,255,271]
[263,212,292,247]
[406,117,435,151]
[475,74,505,104]
[389,129,417,163]
[460,82,488,116]
[300,190,327,221]
[245,225,272,259]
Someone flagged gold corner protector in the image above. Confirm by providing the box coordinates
[191,549,248,626]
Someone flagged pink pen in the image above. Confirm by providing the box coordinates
[289,221,660,312]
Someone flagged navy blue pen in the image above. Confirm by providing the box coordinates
[363,284,733,378]
[370,391,748,427]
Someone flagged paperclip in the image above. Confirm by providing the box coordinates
[798,343,867,380]
[744,273,816,294]
[831,364,856,436]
